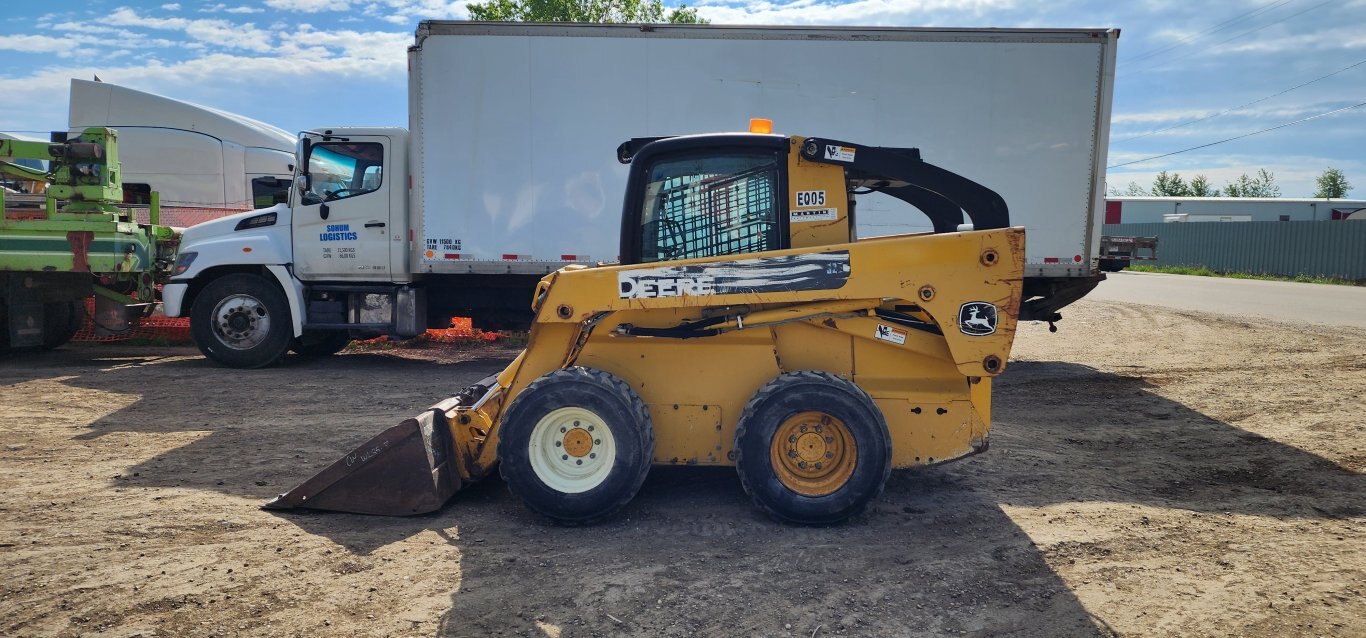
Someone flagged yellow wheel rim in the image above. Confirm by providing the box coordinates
[769,411,857,497]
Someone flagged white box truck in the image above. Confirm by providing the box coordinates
[164,22,1118,367]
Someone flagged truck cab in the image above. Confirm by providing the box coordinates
[163,127,425,368]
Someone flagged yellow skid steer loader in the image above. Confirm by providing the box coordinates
[265,127,1025,525]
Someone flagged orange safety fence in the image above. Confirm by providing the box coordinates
[72,205,244,344]
[74,303,500,346]
[72,297,192,344]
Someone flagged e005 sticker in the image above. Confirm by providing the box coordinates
[795,190,826,207]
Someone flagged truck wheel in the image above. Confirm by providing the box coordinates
[41,300,83,350]
[190,273,292,368]
[734,371,891,525]
[497,367,654,525]
[291,330,351,357]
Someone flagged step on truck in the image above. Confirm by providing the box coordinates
[164,22,1119,368]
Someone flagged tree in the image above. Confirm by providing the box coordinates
[1186,174,1219,197]
[1223,169,1280,198]
[466,0,707,23]
[1119,181,1149,196]
[1313,167,1352,198]
[1151,171,1187,196]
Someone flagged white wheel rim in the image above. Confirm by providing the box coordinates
[527,406,617,494]
[211,293,271,350]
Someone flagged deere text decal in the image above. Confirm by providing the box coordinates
[618,251,851,299]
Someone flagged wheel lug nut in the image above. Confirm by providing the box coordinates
[561,454,568,460]
[800,425,808,433]
[560,427,566,433]
[798,461,808,469]
[815,425,823,433]
[815,462,823,469]
[576,460,583,465]
[555,441,562,447]
[587,425,594,432]
[820,415,831,425]
[825,436,833,444]
[788,450,797,458]
[574,420,580,426]
[594,439,601,445]
[825,451,833,459]
[589,453,596,459]
[788,435,797,443]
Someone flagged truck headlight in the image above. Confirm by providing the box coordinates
[173,251,197,276]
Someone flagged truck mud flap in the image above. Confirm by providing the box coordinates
[263,404,462,516]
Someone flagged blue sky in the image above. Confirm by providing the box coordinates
[2,0,1363,197]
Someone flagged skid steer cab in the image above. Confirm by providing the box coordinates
[266,128,1025,525]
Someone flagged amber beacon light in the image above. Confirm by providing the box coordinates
[749,118,773,134]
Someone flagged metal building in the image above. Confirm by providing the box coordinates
[1105,196,1366,224]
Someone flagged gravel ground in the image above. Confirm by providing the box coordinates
[0,299,1361,637]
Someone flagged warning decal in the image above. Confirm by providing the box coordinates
[823,145,856,162]
[874,324,908,345]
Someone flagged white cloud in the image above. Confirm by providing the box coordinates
[161,3,182,9]
[264,0,353,12]
[362,0,473,22]
[0,34,79,56]
[106,7,275,53]
[197,1,270,13]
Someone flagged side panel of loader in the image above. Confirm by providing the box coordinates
[492,226,1024,468]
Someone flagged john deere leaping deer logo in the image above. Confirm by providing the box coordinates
[958,302,998,336]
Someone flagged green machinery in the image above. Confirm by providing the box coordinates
[0,127,179,352]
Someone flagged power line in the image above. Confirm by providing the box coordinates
[1129,0,1338,74]
[1107,100,1366,169]
[1123,0,1291,65]
[1114,56,1366,143]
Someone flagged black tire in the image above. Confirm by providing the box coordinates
[190,273,292,369]
[497,367,654,525]
[734,371,891,525]
[41,300,83,350]
[290,330,351,357]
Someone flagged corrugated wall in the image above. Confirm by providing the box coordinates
[1104,221,1366,279]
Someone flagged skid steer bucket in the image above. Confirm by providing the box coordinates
[263,398,463,516]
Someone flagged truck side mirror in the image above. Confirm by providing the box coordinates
[295,173,311,196]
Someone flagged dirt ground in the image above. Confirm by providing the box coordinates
[0,298,1362,638]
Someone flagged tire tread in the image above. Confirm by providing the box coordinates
[497,367,654,526]
[734,370,892,525]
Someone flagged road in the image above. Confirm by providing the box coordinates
[1089,271,1366,328]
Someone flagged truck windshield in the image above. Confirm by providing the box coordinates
[304,142,383,204]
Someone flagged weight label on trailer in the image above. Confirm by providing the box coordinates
[618,251,851,299]
[423,237,462,260]
[790,208,838,223]
[874,324,907,345]
[824,145,856,162]
[795,190,826,207]
[958,302,998,336]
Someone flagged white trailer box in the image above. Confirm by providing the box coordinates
[411,23,1117,280]
[168,22,1119,367]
